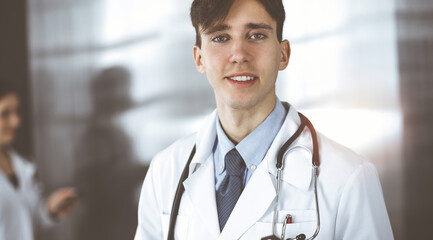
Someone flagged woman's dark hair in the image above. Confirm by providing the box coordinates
[190,0,286,47]
[0,77,20,100]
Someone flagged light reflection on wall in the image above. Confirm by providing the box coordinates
[278,0,400,152]
[304,109,402,153]
[99,1,168,43]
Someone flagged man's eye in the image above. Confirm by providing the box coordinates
[250,33,266,40]
[212,36,229,42]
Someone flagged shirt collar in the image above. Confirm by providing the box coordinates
[215,98,286,173]
[192,102,314,191]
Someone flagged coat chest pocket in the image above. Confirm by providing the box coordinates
[255,210,317,239]
[161,213,189,240]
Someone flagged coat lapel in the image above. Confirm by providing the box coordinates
[218,164,276,240]
[183,110,220,238]
[218,103,314,239]
[183,156,220,239]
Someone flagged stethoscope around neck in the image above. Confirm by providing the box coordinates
[167,109,321,240]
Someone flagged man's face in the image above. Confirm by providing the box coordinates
[193,0,290,110]
[0,94,20,147]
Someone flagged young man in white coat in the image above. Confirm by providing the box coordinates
[135,0,394,239]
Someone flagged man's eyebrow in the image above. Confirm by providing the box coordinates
[246,23,273,31]
[203,24,231,35]
[203,22,273,35]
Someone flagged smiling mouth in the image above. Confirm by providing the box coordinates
[227,76,256,82]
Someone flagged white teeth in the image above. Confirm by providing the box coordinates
[229,76,255,81]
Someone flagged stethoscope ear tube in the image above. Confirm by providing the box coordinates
[299,113,320,167]
[276,114,307,169]
[167,145,196,240]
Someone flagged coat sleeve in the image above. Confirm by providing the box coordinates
[334,162,394,240]
[24,160,56,229]
[33,193,55,228]
[134,156,164,240]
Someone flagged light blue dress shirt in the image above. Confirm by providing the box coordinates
[213,99,286,190]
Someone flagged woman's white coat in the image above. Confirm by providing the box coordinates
[0,151,53,240]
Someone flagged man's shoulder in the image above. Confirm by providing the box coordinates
[317,133,378,186]
[148,109,217,174]
[159,133,196,157]
[150,133,197,170]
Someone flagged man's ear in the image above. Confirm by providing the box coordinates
[279,40,291,70]
[193,45,206,74]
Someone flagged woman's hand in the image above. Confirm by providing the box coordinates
[46,187,79,220]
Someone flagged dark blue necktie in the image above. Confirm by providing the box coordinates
[216,148,246,231]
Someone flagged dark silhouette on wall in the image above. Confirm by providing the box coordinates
[74,66,146,240]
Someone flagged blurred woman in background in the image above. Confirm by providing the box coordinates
[0,81,78,240]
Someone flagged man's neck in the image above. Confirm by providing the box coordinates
[216,96,276,145]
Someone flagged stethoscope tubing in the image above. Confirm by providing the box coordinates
[271,113,321,240]
[273,113,307,237]
[301,113,321,240]
[167,145,196,240]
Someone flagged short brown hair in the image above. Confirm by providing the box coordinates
[190,0,286,47]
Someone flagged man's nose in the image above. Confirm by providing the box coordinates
[229,40,250,64]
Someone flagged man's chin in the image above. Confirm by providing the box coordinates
[225,98,260,110]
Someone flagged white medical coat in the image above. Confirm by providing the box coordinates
[0,151,53,240]
[135,105,394,240]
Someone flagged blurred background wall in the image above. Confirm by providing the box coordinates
[396,0,433,238]
[1,0,432,239]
